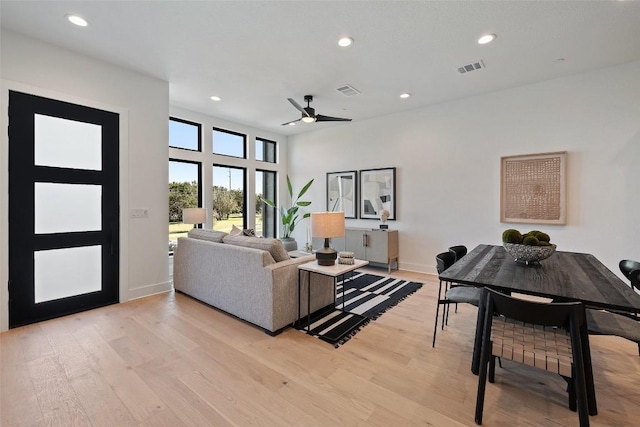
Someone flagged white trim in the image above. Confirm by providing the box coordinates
[127,281,173,301]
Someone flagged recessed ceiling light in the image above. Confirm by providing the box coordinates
[400,93,411,99]
[338,37,353,47]
[288,122,296,126]
[66,14,88,27]
[477,34,496,45]
[210,96,221,101]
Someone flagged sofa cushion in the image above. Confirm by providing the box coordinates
[223,235,290,262]
[188,228,228,243]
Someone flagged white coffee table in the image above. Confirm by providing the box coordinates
[296,259,369,334]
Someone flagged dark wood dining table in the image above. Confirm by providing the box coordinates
[439,243,640,416]
[439,244,640,314]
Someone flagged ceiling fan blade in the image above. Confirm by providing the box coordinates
[281,118,302,126]
[287,98,310,117]
[315,114,352,122]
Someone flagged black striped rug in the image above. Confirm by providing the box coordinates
[298,273,423,347]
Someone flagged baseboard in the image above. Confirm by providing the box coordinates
[127,280,173,301]
[397,261,433,274]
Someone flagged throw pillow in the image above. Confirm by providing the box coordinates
[229,224,243,236]
[187,228,228,243]
[222,235,290,262]
[242,228,256,237]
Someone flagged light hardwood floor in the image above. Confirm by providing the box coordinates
[1,267,639,426]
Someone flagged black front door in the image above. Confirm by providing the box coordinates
[8,91,120,328]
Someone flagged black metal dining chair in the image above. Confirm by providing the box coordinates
[448,245,468,262]
[585,309,640,354]
[432,251,481,347]
[585,259,640,355]
[448,245,469,315]
[474,288,597,427]
[619,259,640,291]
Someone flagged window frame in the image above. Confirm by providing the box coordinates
[212,126,247,159]
[256,168,277,238]
[256,137,277,163]
[169,117,202,152]
[168,159,202,256]
[212,164,247,232]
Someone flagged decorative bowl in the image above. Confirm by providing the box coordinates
[503,243,557,264]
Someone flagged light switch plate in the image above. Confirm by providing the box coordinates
[130,208,149,218]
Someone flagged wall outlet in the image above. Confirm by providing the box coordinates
[130,208,149,218]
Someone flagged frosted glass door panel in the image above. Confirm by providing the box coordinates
[34,114,102,171]
[35,183,102,234]
[34,246,102,303]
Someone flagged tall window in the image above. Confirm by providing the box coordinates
[168,160,201,254]
[256,138,276,163]
[256,170,276,237]
[212,165,245,233]
[213,127,245,158]
[169,115,282,247]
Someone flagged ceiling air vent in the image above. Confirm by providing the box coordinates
[336,84,361,96]
[457,60,485,74]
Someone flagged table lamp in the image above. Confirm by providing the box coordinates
[183,207,206,229]
[311,211,345,266]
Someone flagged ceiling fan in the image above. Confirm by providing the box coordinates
[282,95,352,126]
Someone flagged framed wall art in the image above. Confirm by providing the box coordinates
[360,167,396,220]
[500,151,567,225]
[326,170,357,218]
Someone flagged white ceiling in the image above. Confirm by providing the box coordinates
[2,1,640,136]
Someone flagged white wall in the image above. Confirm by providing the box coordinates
[288,60,640,275]
[0,30,171,331]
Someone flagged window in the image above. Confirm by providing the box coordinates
[256,170,276,237]
[168,115,283,251]
[169,117,201,151]
[169,160,201,255]
[213,127,245,158]
[256,138,276,163]
[212,165,246,233]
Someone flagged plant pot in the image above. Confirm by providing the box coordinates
[279,238,297,251]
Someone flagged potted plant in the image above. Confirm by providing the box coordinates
[501,228,557,264]
[262,175,314,251]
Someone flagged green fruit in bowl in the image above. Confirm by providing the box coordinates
[502,229,523,244]
[535,232,551,243]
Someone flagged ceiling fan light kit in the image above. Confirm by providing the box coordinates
[282,95,352,126]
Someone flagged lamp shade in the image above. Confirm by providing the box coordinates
[311,212,345,238]
[183,208,206,225]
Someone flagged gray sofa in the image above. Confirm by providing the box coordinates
[173,229,334,334]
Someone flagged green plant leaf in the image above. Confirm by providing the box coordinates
[296,179,314,200]
[286,175,293,199]
[262,198,276,208]
[270,175,314,239]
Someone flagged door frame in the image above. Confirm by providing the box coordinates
[0,80,130,331]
